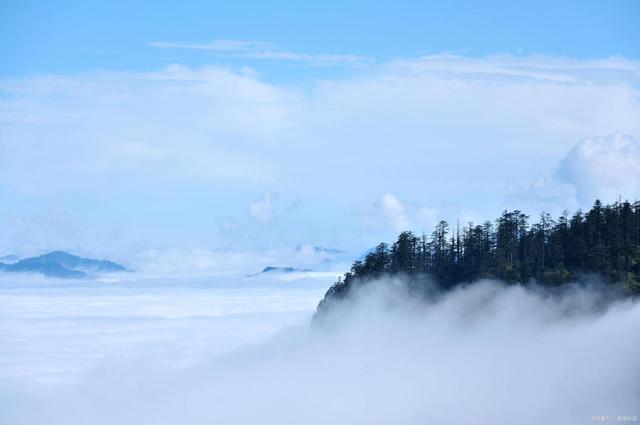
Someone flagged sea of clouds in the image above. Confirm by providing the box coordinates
[1,273,639,424]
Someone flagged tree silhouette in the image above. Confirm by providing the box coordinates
[318,199,640,313]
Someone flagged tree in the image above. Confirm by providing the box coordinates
[319,198,640,313]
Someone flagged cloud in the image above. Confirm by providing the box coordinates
[557,132,640,203]
[133,242,348,276]
[357,192,439,234]
[2,55,638,197]
[0,64,294,192]
[383,54,640,84]
[0,273,332,387]
[504,176,579,216]
[134,246,279,276]
[148,40,276,52]
[287,55,640,215]
[1,208,79,255]
[372,192,410,232]
[148,39,373,66]
[2,278,639,424]
[506,132,640,213]
[0,208,141,263]
[1,54,640,253]
[249,191,276,224]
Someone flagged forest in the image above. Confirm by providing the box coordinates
[318,200,640,311]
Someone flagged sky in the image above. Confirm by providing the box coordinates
[1,0,640,271]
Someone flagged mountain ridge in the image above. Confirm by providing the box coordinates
[0,251,130,279]
[316,199,640,318]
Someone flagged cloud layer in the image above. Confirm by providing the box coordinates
[2,53,639,254]
[507,132,640,213]
[558,132,640,203]
[2,277,638,424]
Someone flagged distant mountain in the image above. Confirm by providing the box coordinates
[0,251,130,279]
[0,254,19,264]
[261,266,312,273]
[247,266,313,277]
[295,245,344,255]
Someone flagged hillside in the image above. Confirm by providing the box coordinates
[0,251,129,278]
[317,199,640,315]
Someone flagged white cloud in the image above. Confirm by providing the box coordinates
[134,247,278,276]
[249,191,276,224]
[148,39,276,52]
[504,176,579,216]
[557,132,640,203]
[1,54,640,252]
[383,54,640,84]
[506,132,640,214]
[148,39,373,66]
[131,242,348,276]
[0,65,294,192]
[378,192,410,232]
[0,208,136,264]
[357,192,440,234]
[2,278,639,424]
[0,273,331,387]
[2,55,638,198]
[1,209,81,257]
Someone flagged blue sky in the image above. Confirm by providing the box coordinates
[1,0,640,273]
[2,0,639,76]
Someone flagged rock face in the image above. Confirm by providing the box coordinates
[0,251,129,278]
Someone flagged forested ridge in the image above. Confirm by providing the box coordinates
[318,200,640,313]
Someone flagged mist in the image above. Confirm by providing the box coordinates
[1,275,638,425]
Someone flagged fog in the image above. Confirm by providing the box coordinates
[1,274,638,424]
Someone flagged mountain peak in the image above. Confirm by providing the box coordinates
[0,251,129,279]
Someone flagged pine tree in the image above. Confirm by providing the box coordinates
[321,199,640,311]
